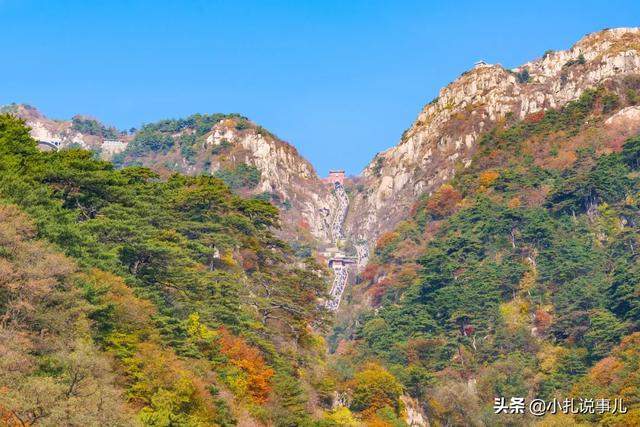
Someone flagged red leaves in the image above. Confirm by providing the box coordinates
[534,309,552,333]
[524,111,545,124]
[425,184,462,218]
[218,328,274,403]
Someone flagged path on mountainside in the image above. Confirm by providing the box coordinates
[326,182,350,311]
[354,239,369,270]
[326,258,349,311]
[330,182,349,242]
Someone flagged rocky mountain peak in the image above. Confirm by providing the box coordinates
[347,27,640,245]
[1,103,129,154]
[7,28,640,261]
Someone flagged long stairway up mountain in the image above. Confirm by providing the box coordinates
[9,28,640,285]
[322,171,357,311]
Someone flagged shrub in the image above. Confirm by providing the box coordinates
[515,68,530,84]
[214,163,261,189]
[601,92,619,114]
[71,116,118,139]
[128,129,175,155]
[349,363,403,415]
[372,156,385,178]
[425,184,462,218]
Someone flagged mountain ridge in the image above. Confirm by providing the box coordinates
[3,26,640,426]
[345,27,640,248]
[9,28,640,255]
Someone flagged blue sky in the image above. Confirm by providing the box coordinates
[1,1,639,175]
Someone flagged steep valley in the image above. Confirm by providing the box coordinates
[3,27,640,426]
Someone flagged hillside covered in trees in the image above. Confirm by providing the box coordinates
[329,87,640,426]
[0,114,336,426]
[5,86,640,426]
[4,27,640,425]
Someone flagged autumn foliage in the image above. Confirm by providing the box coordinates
[425,184,462,218]
[349,363,403,417]
[218,328,274,403]
[478,170,500,187]
[375,231,399,251]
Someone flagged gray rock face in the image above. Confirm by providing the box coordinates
[3,104,125,155]
[345,27,640,245]
[202,119,338,242]
[9,28,640,263]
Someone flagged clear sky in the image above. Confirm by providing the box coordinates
[1,1,639,175]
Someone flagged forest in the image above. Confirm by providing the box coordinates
[2,85,640,426]
[334,88,640,426]
[0,114,333,426]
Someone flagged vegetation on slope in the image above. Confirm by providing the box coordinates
[112,113,249,172]
[330,86,640,425]
[71,115,120,139]
[4,82,640,426]
[0,114,335,426]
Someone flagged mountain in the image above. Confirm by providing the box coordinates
[3,27,640,426]
[5,104,339,247]
[8,29,640,252]
[344,27,640,245]
[328,27,640,426]
[112,114,338,244]
[0,115,331,426]
[0,103,131,156]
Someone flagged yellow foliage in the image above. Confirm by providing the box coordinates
[499,297,530,331]
[310,332,327,353]
[454,111,466,121]
[596,202,623,239]
[221,251,236,266]
[600,407,640,426]
[535,412,589,426]
[478,170,500,187]
[536,344,565,374]
[350,363,403,417]
[508,196,522,208]
[518,268,537,292]
[221,118,236,129]
[186,312,218,341]
[326,406,362,426]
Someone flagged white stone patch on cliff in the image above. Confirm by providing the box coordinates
[206,120,339,242]
[206,125,236,146]
[346,28,640,248]
[605,106,640,126]
[28,121,63,143]
[102,139,127,157]
[401,395,429,427]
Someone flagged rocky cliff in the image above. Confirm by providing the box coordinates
[115,115,340,243]
[345,27,640,245]
[8,28,640,258]
[0,104,131,154]
[4,104,338,244]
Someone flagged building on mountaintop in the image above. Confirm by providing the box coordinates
[323,170,345,186]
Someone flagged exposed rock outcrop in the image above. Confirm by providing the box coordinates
[5,105,338,243]
[199,119,338,241]
[2,104,129,155]
[7,28,640,269]
[345,28,640,244]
